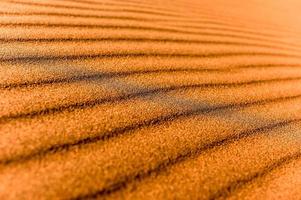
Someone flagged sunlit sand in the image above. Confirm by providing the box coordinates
[1,0,301,199]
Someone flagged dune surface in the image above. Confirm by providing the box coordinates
[1,0,301,199]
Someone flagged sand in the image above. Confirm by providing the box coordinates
[1,0,301,199]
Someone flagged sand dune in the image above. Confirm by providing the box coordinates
[1,0,301,199]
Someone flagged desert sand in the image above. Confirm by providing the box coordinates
[1,0,301,199]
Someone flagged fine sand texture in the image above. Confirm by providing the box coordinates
[1,0,301,199]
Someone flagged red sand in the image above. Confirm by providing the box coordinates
[1,0,301,199]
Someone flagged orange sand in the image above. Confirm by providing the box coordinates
[1,0,301,199]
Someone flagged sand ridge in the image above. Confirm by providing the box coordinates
[1,0,301,199]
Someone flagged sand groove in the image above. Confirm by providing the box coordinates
[1,0,301,199]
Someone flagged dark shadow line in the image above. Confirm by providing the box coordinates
[114,0,301,40]
[2,22,301,50]
[1,77,301,123]
[0,10,259,32]
[3,0,188,18]
[209,151,301,200]
[0,10,233,29]
[60,0,301,37]
[63,0,188,17]
[1,11,280,41]
[0,11,155,22]
[0,37,299,54]
[14,0,283,40]
[2,51,301,64]
[65,0,301,40]
[1,93,301,167]
[165,24,301,46]
[6,9,286,40]
[0,37,278,47]
[1,11,289,42]
[6,0,296,38]
[2,1,300,198]
[65,0,300,50]
[71,118,301,199]
[2,63,301,90]
[1,68,227,90]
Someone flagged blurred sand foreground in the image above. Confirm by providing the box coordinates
[1,0,301,199]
